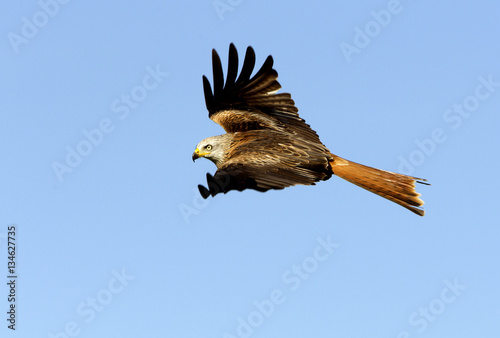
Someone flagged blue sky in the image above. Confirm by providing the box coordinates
[1,1,499,337]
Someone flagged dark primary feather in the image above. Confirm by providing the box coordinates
[202,43,324,144]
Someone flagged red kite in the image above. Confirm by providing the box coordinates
[193,44,428,216]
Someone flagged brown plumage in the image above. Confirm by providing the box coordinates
[192,44,429,216]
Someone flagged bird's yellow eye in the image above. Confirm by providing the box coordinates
[205,145,212,151]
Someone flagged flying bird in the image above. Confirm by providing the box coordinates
[192,44,429,216]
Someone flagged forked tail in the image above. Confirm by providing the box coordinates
[329,154,429,216]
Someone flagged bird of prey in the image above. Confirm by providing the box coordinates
[192,44,429,216]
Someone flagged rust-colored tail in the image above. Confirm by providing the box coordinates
[329,154,428,216]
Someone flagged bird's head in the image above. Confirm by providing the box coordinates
[192,134,230,167]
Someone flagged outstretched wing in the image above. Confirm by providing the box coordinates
[202,43,323,143]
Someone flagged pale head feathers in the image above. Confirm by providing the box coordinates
[193,134,232,167]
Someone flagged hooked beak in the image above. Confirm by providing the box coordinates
[193,147,211,162]
[192,148,201,162]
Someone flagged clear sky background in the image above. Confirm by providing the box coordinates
[1,1,499,337]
